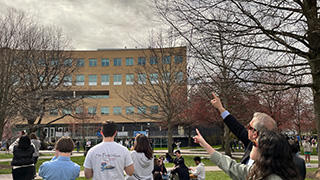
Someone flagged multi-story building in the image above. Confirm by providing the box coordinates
[16,46,192,147]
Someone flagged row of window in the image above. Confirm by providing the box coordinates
[49,106,159,116]
[61,72,184,86]
[75,56,183,67]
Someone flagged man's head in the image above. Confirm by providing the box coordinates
[175,150,181,158]
[101,120,117,137]
[193,156,201,165]
[247,112,277,141]
[55,136,75,153]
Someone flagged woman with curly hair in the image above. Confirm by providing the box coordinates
[126,134,154,180]
[194,129,301,180]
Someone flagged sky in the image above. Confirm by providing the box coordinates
[0,0,165,50]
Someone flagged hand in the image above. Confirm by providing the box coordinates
[130,146,134,151]
[193,129,207,147]
[210,92,225,113]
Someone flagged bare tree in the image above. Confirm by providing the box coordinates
[117,34,188,154]
[0,8,77,138]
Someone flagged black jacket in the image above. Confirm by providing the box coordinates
[11,145,34,166]
[293,154,306,179]
[172,156,190,180]
[224,114,252,164]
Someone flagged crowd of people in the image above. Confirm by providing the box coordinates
[6,91,316,180]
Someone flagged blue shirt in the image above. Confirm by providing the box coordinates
[39,156,80,180]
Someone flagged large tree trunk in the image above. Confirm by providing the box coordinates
[167,122,173,155]
[224,124,231,156]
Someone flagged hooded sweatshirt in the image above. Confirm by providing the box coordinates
[191,162,206,180]
[126,150,154,180]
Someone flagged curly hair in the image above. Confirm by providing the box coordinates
[247,130,300,180]
[134,134,153,159]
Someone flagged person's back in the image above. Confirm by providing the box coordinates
[39,137,80,180]
[84,121,134,180]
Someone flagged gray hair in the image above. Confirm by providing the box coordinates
[252,112,277,132]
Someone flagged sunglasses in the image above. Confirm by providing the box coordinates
[246,123,256,131]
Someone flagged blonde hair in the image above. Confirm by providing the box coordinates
[253,112,277,131]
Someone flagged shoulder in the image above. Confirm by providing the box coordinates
[265,174,283,180]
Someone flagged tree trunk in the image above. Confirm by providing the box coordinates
[313,90,320,176]
[187,128,192,147]
[224,124,231,156]
[167,122,173,155]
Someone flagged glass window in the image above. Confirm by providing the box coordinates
[138,106,146,114]
[51,59,59,66]
[150,105,158,114]
[150,57,158,65]
[175,72,183,82]
[64,59,72,67]
[126,58,134,66]
[114,58,122,66]
[76,59,85,67]
[49,108,58,115]
[101,59,109,66]
[89,75,97,86]
[62,108,71,115]
[76,75,85,86]
[162,56,171,64]
[38,59,46,66]
[89,59,97,67]
[126,74,134,85]
[113,74,122,85]
[113,106,121,115]
[175,56,183,63]
[126,106,134,114]
[162,72,170,83]
[101,74,110,85]
[63,75,72,86]
[50,75,59,86]
[138,57,146,65]
[150,73,158,84]
[75,107,83,114]
[101,107,109,115]
[88,107,97,115]
[138,74,146,84]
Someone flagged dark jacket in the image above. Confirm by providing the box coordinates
[224,114,252,164]
[11,145,34,166]
[293,154,306,179]
[172,156,190,180]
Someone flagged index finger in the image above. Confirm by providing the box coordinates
[212,92,218,99]
[196,129,201,136]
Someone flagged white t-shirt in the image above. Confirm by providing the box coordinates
[84,142,133,180]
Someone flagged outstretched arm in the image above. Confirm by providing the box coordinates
[210,92,226,113]
[193,129,215,156]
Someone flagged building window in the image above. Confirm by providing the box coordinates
[175,56,183,63]
[62,108,71,115]
[126,58,134,66]
[126,74,134,85]
[162,72,170,83]
[138,74,146,84]
[138,106,146,114]
[150,105,158,114]
[101,107,109,115]
[63,75,72,86]
[49,108,58,116]
[113,106,121,115]
[126,106,134,114]
[150,73,158,84]
[162,56,171,64]
[75,107,83,115]
[101,59,109,67]
[64,59,73,67]
[89,75,97,86]
[89,59,97,67]
[114,58,122,66]
[76,59,85,67]
[76,75,85,86]
[38,59,46,66]
[150,57,158,65]
[88,107,97,115]
[50,75,59,86]
[138,57,146,65]
[101,74,110,85]
[113,74,122,85]
[51,59,59,66]
[175,72,183,82]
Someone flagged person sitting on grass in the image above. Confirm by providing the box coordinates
[39,136,80,180]
[189,156,205,180]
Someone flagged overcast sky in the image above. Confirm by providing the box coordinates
[0,0,165,50]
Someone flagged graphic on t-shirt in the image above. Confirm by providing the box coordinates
[100,153,119,171]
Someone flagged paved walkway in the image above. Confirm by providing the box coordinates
[0,149,318,179]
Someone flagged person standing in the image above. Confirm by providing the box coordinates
[76,140,80,153]
[171,150,190,180]
[39,137,80,180]
[189,156,205,180]
[30,133,41,178]
[126,134,154,180]
[84,121,134,179]
[303,139,312,167]
[82,139,86,152]
[11,135,35,180]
